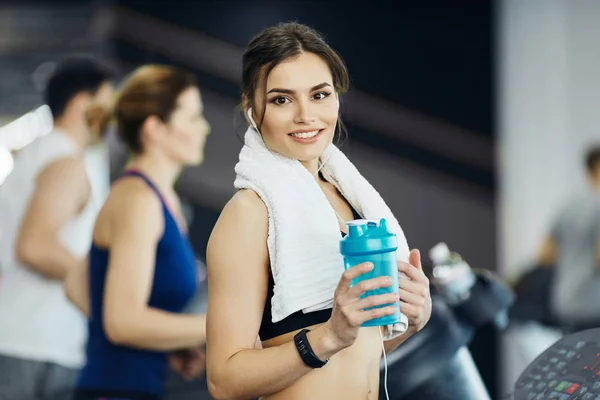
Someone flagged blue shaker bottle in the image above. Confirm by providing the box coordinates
[340,218,401,327]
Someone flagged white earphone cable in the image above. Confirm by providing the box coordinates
[379,328,390,400]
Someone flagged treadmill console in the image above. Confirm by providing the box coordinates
[514,328,600,399]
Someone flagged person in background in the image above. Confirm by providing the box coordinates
[0,57,115,400]
[65,64,210,400]
[537,145,600,328]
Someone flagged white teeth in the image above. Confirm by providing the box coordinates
[291,130,319,139]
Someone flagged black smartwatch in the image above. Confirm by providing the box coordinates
[294,329,328,368]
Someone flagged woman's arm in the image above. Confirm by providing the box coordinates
[102,183,205,351]
[205,190,342,400]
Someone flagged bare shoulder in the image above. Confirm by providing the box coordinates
[211,189,268,236]
[207,189,268,264]
[37,156,88,186]
[96,177,164,245]
[110,177,163,218]
[225,189,267,220]
[33,156,90,210]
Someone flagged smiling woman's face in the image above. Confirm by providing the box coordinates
[250,51,339,163]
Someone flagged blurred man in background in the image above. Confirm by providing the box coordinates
[537,145,600,329]
[0,57,115,400]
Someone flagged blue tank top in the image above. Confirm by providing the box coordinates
[76,170,198,399]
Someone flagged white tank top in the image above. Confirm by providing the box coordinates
[0,130,105,368]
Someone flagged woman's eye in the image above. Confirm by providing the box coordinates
[273,96,290,105]
[313,92,331,100]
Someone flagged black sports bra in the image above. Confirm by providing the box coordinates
[259,206,362,341]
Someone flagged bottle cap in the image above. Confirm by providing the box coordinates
[340,218,398,256]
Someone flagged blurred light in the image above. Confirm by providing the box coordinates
[0,105,53,150]
[0,147,14,185]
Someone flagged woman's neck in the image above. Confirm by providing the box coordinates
[126,152,182,194]
[300,159,321,180]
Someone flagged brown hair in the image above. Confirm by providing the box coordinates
[242,22,350,139]
[114,65,197,154]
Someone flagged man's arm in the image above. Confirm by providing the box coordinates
[537,212,562,267]
[15,156,90,280]
[64,256,90,316]
[537,237,558,267]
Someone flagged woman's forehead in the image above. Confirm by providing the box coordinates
[265,53,333,92]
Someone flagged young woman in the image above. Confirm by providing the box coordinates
[206,23,432,400]
[65,65,211,400]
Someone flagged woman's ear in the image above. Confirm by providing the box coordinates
[241,94,250,115]
[242,95,259,131]
[241,96,249,118]
[140,115,164,148]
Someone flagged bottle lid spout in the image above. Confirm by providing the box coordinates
[348,225,363,237]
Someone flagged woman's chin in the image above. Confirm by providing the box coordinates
[286,144,330,163]
[287,150,323,164]
[181,152,204,167]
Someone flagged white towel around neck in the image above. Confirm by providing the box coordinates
[234,126,410,338]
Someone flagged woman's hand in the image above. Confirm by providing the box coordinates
[397,249,432,332]
[324,262,400,350]
[169,347,206,380]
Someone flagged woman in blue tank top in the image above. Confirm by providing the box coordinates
[64,65,211,400]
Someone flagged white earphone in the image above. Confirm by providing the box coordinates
[247,107,259,132]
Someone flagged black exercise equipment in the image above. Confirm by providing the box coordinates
[379,249,515,400]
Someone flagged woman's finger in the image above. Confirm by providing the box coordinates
[397,262,429,284]
[399,278,428,297]
[399,288,424,306]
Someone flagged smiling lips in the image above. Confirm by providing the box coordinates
[289,129,323,142]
